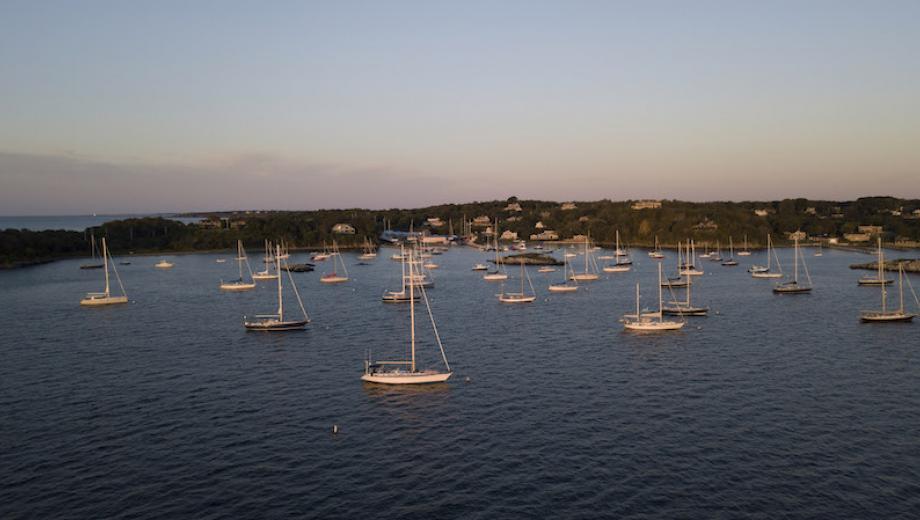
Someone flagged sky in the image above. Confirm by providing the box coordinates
[1,0,919,214]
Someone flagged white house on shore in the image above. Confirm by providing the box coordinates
[332,223,356,234]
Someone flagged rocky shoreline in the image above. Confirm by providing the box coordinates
[492,253,563,266]
[849,259,920,273]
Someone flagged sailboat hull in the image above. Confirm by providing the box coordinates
[662,306,708,316]
[320,275,349,283]
[244,319,309,331]
[773,284,812,294]
[603,265,631,272]
[570,273,599,281]
[80,295,128,306]
[252,273,279,280]
[548,284,578,293]
[80,264,104,270]
[752,272,782,279]
[623,320,685,331]
[860,311,914,322]
[361,371,452,385]
[498,294,537,303]
[220,282,256,291]
[483,273,508,281]
[857,278,893,286]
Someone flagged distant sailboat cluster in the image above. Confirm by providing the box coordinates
[79,229,918,385]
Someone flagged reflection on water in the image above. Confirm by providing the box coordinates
[1,246,919,518]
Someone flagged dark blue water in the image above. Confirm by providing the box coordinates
[0,214,202,231]
[2,247,919,519]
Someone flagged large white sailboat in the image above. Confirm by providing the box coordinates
[622,263,685,331]
[570,235,600,281]
[320,241,349,284]
[662,262,708,316]
[80,237,129,306]
[680,240,704,276]
[663,241,690,288]
[358,237,377,261]
[773,236,812,294]
[498,260,537,303]
[244,245,310,331]
[648,236,665,259]
[860,242,916,323]
[382,245,420,303]
[363,249,452,384]
[220,240,257,291]
[751,234,783,278]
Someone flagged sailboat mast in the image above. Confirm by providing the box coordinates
[794,237,799,283]
[635,282,640,319]
[767,234,772,270]
[657,263,664,320]
[409,247,416,372]
[276,245,283,319]
[238,241,244,280]
[520,260,525,294]
[400,244,406,291]
[584,235,589,273]
[879,238,887,313]
[102,237,110,297]
[899,264,905,313]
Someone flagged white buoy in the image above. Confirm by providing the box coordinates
[465,376,471,383]
[332,424,339,434]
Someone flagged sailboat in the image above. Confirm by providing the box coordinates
[662,265,708,316]
[648,236,665,259]
[814,243,823,257]
[603,230,631,272]
[709,241,723,262]
[860,243,916,322]
[80,237,129,306]
[320,241,349,283]
[622,263,685,331]
[79,234,104,269]
[358,237,377,261]
[382,245,419,303]
[362,248,452,384]
[276,240,290,260]
[244,245,310,331]
[154,259,174,269]
[751,234,783,278]
[858,238,894,286]
[253,240,280,280]
[548,253,578,292]
[721,237,738,266]
[313,242,331,262]
[220,240,256,291]
[662,241,690,288]
[484,219,509,281]
[498,260,537,303]
[570,235,600,281]
[472,263,489,271]
[773,236,812,294]
[680,240,704,276]
[614,231,629,258]
[737,234,752,256]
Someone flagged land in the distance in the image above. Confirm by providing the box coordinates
[3,196,919,269]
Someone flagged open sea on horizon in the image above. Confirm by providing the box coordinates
[2,246,919,519]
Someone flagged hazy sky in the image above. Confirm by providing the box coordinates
[1,0,919,214]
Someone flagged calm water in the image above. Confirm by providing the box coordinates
[2,247,919,519]
[0,214,202,231]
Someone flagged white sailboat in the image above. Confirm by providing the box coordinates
[751,234,783,278]
[313,242,331,262]
[220,240,256,291]
[244,245,310,331]
[253,240,280,280]
[80,238,129,306]
[382,245,420,303]
[858,238,894,285]
[154,259,174,269]
[603,230,631,272]
[549,253,578,292]
[570,235,600,281]
[721,237,738,266]
[320,241,349,283]
[737,234,752,256]
[860,243,916,322]
[622,263,685,331]
[648,236,665,259]
[680,240,704,276]
[773,236,812,294]
[363,249,452,384]
[358,237,377,261]
[498,260,537,303]
[484,218,509,281]
[472,263,489,271]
